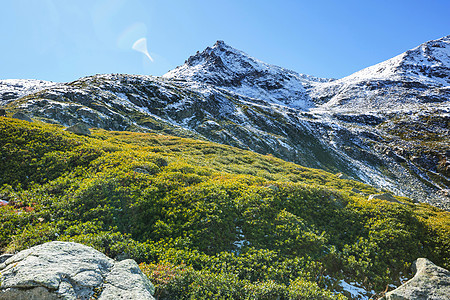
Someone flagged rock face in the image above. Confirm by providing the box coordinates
[0,241,155,300]
[65,122,91,136]
[0,79,58,106]
[0,254,13,264]
[383,258,450,300]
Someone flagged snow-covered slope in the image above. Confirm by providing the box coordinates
[164,40,330,110]
[311,35,450,112]
[0,79,59,106]
[345,35,450,84]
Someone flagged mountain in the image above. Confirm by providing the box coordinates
[2,73,352,174]
[0,36,449,210]
[164,40,330,110]
[310,35,450,111]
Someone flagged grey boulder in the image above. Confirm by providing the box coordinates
[0,241,155,300]
[368,193,402,204]
[383,258,450,300]
[65,122,91,136]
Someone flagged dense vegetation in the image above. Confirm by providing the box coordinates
[1,117,449,299]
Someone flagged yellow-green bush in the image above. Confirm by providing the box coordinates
[1,117,449,298]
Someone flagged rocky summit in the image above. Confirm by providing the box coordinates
[0,241,155,300]
[1,35,449,210]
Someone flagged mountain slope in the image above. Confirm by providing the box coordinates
[0,79,59,106]
[4,73,357,174]
[1,117,449,299]
[1,36,449,210]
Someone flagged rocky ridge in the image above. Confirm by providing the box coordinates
[0,79,58,106]
[1,35,449,209]
[310,35,450,111]
[164,40,329,110]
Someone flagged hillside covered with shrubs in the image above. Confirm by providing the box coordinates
[0,117,449,299]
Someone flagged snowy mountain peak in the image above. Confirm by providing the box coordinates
[342,35,450,85]
[399,35,450,84]
[168,40,280,83]
[311,35,450,112]
[185,40,231,69]
[164,41,328,110]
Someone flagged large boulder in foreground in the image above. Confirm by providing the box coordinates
[0,241,155,300]
[383,258,450,300]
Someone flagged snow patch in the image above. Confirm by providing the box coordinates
[339,280,373,300]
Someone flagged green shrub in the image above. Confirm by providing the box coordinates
[0,118,448,298]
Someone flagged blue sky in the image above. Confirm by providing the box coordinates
[1,0,449,82]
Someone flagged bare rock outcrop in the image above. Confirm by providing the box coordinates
[65,122,91,136]
[368,193,402,204]
[12,112,32,122]
[0,241,155,300]
[383,258,450,300]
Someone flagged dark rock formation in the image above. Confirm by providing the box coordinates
[368,193,402,204]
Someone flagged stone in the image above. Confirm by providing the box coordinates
[0,286,59,300]
[133,167,150,174]
[383,258,450,300]
[100,259,155,300]
[0,241,155,300]
[267,185,280,192]
[336,173,352,180]
[368,193,402,204]
[65,122,91,136]
[12,112,32,122]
